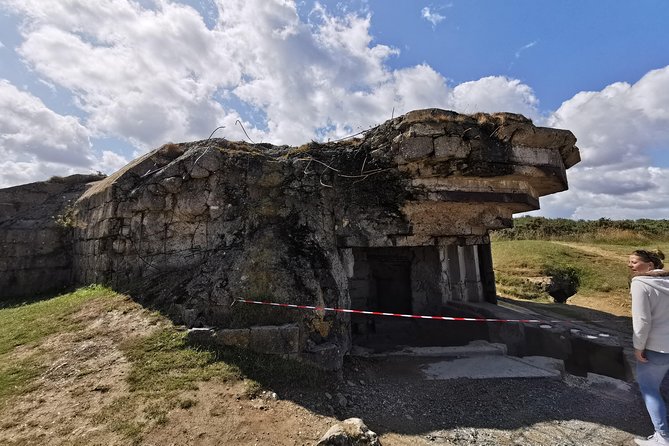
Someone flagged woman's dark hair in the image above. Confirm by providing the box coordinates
[633,249,665,269]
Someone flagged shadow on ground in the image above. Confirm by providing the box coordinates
[196,336,653,443]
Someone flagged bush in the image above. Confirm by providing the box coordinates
[541,265,581,303]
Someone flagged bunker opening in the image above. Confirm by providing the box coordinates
[345,243,496,352]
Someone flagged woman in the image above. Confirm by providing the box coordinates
[629,249,669,446]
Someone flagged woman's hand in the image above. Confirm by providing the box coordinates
[635,349,648,363]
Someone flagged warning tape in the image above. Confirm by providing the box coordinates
[234,298,573,324]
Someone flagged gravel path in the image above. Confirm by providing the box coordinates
[279,355,652,446]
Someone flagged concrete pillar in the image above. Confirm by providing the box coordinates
[458,244,485,303]
[438,246,452,305]
[472,246,484,301]
[477,243,497,304]
[457,245,468,301]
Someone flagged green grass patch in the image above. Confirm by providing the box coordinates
[0,285,119,408]
[121,328,241,393]
[0,284,329,445]
[0,358,43,408]
[0,285,117,356]
[491,240,631,300]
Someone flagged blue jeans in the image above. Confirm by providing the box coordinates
[637,350,669,437]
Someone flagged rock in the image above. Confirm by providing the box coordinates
[335,392,347,408]
[186,327,216,345]
[316,418,381,446]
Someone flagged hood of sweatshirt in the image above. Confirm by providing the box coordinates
[632,270,669,295]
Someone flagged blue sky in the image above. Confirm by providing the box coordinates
[0,0,668,219]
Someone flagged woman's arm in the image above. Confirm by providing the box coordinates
[631,280,652,354]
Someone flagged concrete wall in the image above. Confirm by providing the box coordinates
[0,174,104,300]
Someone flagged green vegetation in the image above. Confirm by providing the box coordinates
[493,216,669,243]
[0,285,326,445]
[0,285,116,355]
[121,329,240,393]
[0,286,117,408]
[492,217,669,305]
[492,240,631,301]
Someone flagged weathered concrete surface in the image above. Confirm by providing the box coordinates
[420,355,564,380]
[0,109,580,368]
[0,174,105,299]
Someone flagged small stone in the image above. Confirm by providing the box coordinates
[335,393,347,408]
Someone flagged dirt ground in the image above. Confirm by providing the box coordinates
[0,297,655,446]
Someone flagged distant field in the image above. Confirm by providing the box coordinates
[491,218,669,317]
[493,216,669,244]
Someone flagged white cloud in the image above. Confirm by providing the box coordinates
[7,0,239,149]
[1,0,545,151]
[531,65,669,219]
[421,7,445,26]
[95,150,129,175]
[451,76,539,119]
[549,66,669,169]
[0,79,92,167]
[534,166,669,220]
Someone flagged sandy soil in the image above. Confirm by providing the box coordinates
[0,297,655,446]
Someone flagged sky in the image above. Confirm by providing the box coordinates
[0,0,668,220]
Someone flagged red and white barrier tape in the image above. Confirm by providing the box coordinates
[233,298,573,324]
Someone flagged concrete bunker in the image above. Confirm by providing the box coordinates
[1,108,607,373]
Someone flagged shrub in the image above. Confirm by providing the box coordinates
[541,265,581,303]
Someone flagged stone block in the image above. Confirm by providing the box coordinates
[133,190,165,211]
[112,238,127,254]
[189,164,210,179]
[409,123,446,137]
[160,176,183,194]
[434,135,470,159]
[191,148,220,173]
[216,328,251,348]
[249,324,300,355]
[399,136,434,161]
[174,188,209,217]
[187,327,216,345]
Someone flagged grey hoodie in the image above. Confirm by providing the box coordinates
[632,270,669,352]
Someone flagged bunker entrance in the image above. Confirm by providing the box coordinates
[347,246,490,351]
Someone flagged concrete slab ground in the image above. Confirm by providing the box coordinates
[350,340,507,358]
[351,340,567,380]
[420,355,564,380]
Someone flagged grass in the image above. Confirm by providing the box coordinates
[0,285,117,356]
[491,240,631,301]
[0,285,118,409]
[121,328,241,393]
[0,285,327,445]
